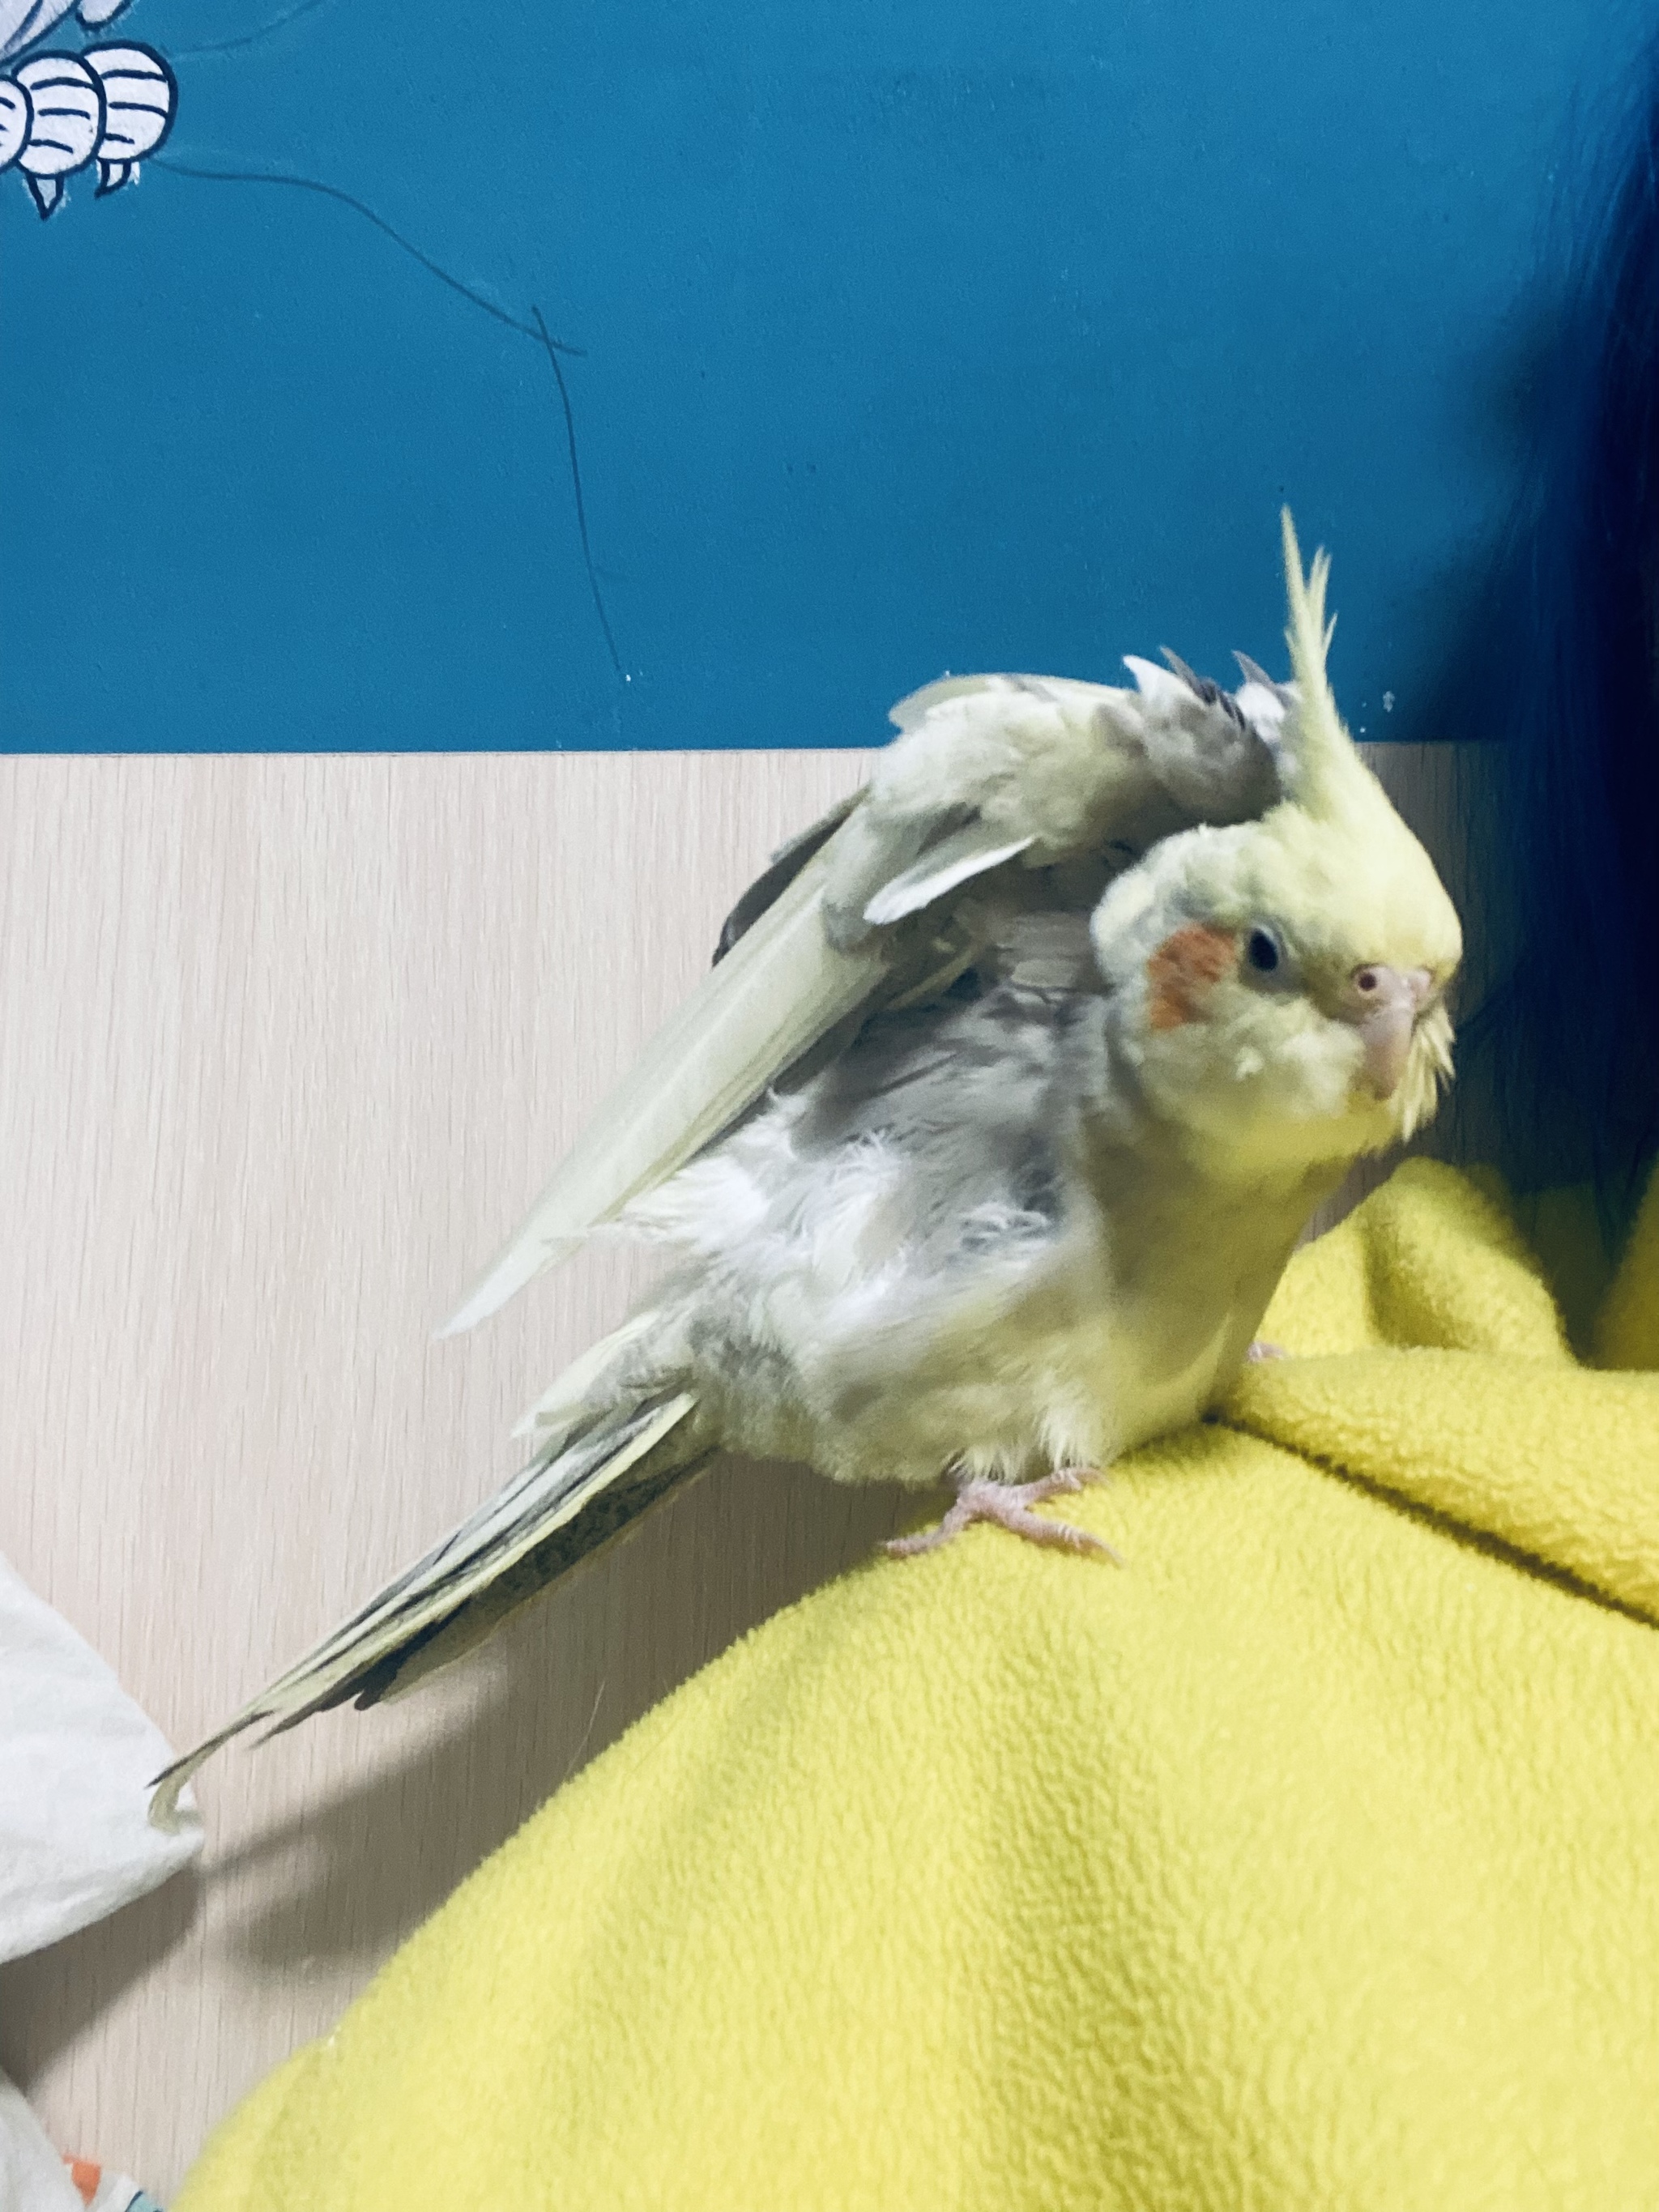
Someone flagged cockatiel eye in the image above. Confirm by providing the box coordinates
[1244,926,1285,975]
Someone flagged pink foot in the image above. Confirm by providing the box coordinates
[1246,1340,1288,1362]
[885,1467,1122,1562]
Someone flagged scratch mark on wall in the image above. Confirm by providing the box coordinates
[151,156,628,692]
[532,305,624,685]
[154,156,576,346]
[173,0,336,62]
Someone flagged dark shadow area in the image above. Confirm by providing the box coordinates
[1384,288,1566,748]
[0,1861,203,2094]
[3,1460,911,2091]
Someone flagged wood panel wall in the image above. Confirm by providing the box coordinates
[0,744,1470,2197]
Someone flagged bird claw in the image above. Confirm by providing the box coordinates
[1246,1339,1288,1362]
[885,1467,1123,1562]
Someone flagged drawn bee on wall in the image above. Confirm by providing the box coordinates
[1,2,176,217]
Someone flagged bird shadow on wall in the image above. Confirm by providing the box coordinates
[0,1454,906,2091]
[215,1455,909,1973]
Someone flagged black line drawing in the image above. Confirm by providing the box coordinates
[0,36,174,214]
[87,40,173,191]
[0,0,130,70]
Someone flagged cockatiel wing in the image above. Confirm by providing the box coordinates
[441,666,1284,1336]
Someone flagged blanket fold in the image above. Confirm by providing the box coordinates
[177,1159,1659,2212]
[1230,1162,1659,1625]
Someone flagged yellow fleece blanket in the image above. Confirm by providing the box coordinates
[178,1161,1659,2212]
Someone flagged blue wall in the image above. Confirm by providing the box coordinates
[0,0,1643,750]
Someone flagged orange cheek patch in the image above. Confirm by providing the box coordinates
[1145,924,1239,1029]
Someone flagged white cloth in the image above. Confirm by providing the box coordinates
[0,1553,201,1965]
[1,1549,203,2206]
[0,2073,83,2212]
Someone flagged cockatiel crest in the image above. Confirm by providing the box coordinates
[151,511,1463,1828]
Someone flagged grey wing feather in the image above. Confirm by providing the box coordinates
[714,788,860,960]
[789,978,1086,1284]
[149,1388,701,1830]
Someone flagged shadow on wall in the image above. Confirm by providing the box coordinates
[219,1455,908,1978]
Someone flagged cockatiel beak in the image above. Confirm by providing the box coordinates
[1341,964,1435,1099]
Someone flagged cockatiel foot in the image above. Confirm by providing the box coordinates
[885,1468,1123,1562]
[1246,1340,1288,1362]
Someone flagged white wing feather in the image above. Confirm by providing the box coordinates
[861,827,1037,927]
[439,851,889,1334]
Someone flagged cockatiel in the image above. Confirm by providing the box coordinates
[151,514,1461,1825]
